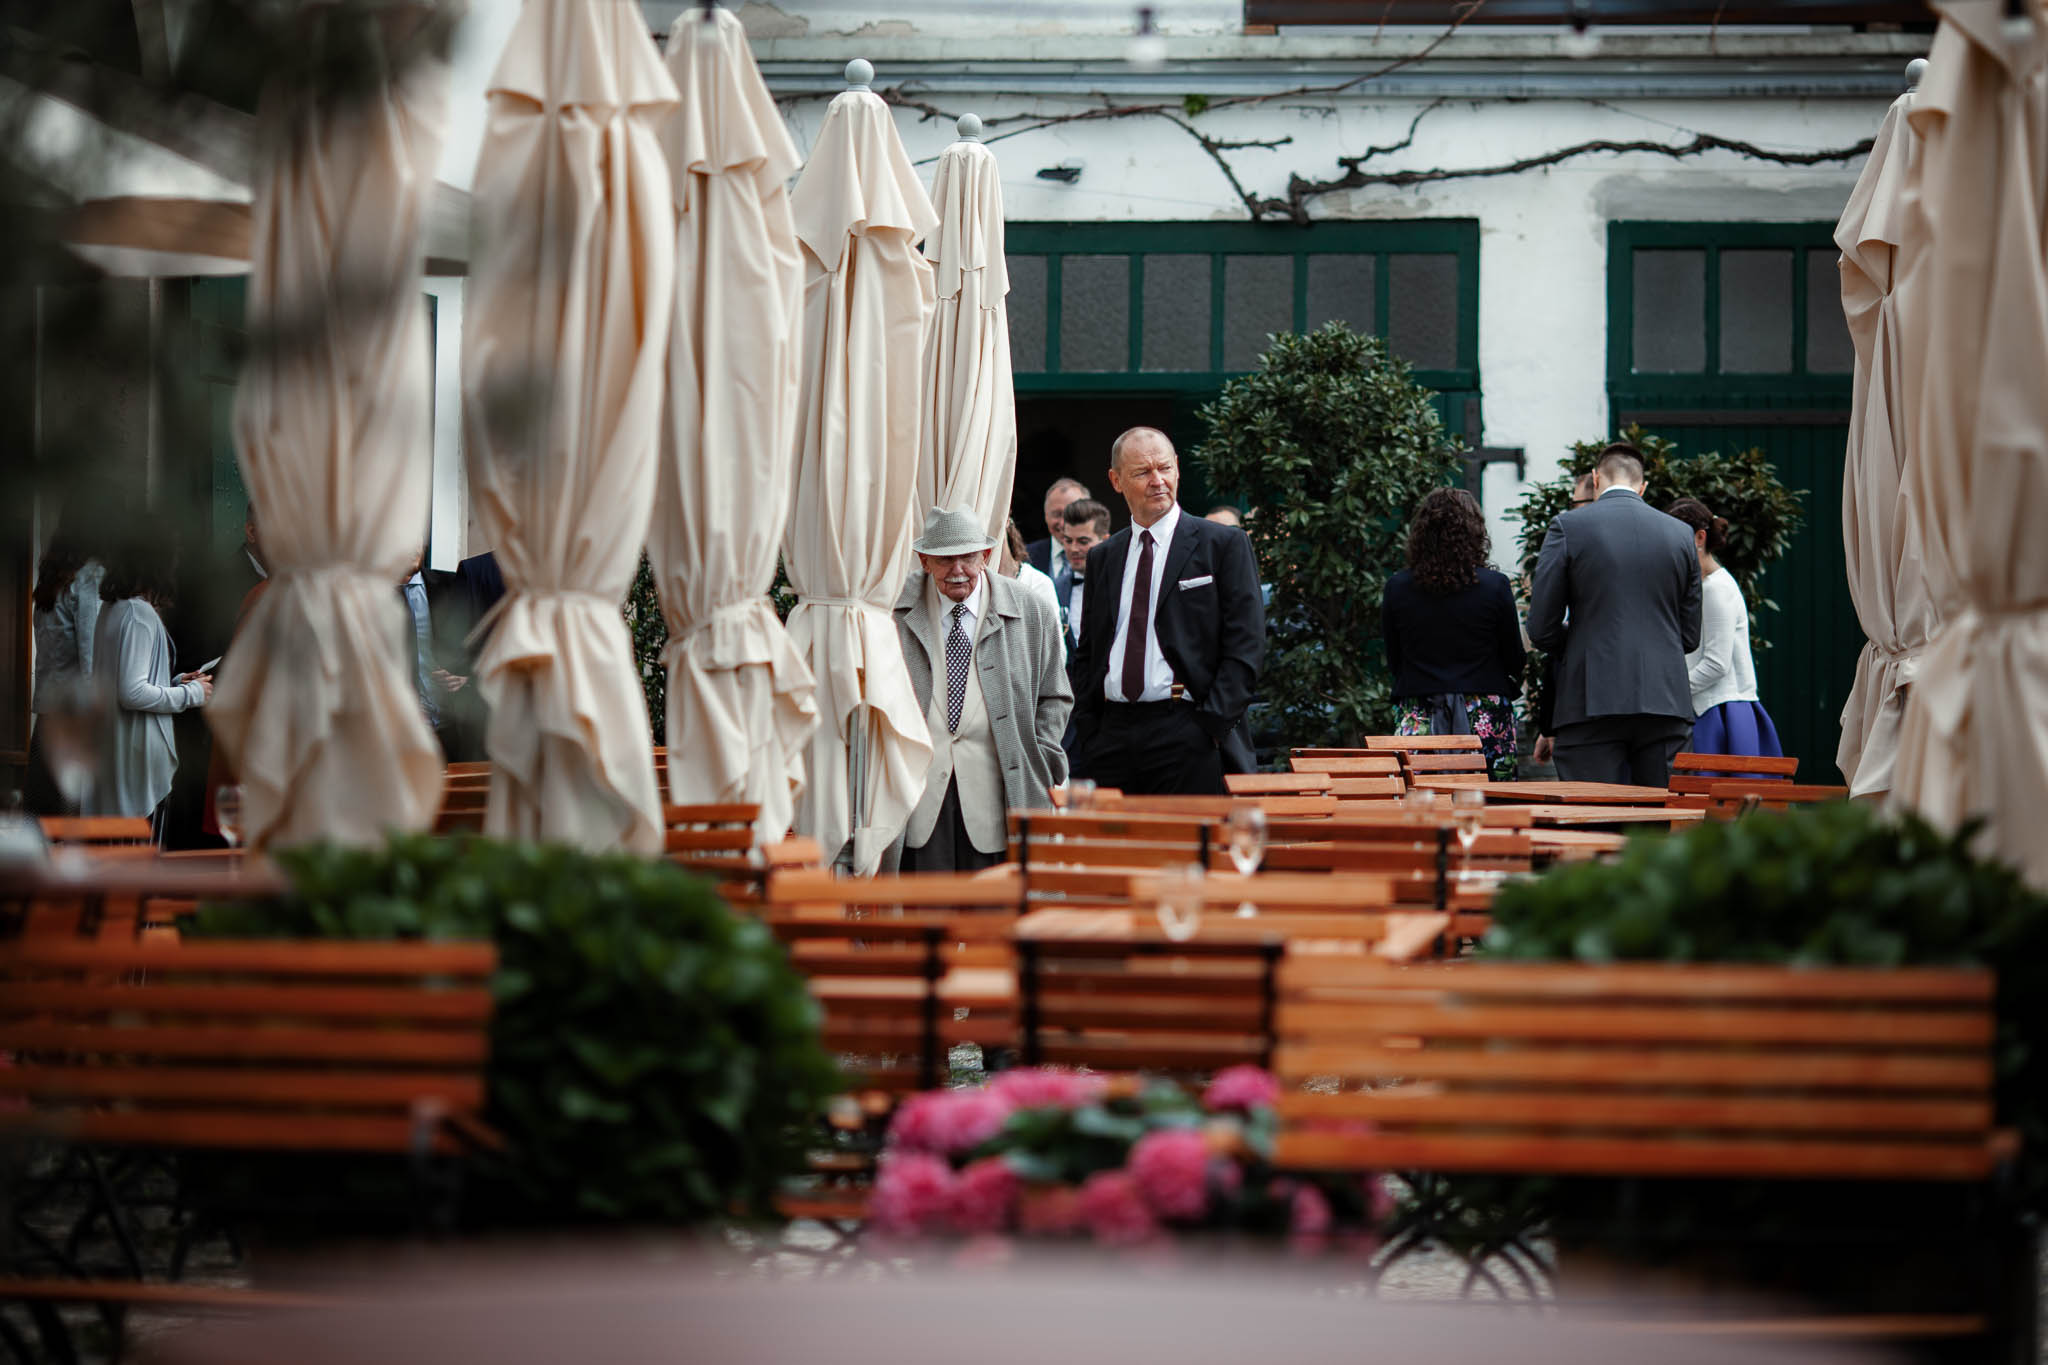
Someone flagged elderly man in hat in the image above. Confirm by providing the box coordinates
[893,506,1072,872]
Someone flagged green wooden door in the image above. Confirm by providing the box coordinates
[1608,223,1858,778]
[1006,220,1482,529]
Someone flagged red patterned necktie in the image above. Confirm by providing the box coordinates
[1120,529,1154,701]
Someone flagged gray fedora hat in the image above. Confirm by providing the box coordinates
[911,506,999,557]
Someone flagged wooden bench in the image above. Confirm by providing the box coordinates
[1224,772,1333,796]
[0,937,501,1350]
[1270,957,2026,1345]
[1706,780,1850,818]
[1668,751,1798,804]
[1288,753,1403,777]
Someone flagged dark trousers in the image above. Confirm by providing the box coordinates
[1554,714,1694,789]
[1081,700,1227,796]
[900,779,1005,874]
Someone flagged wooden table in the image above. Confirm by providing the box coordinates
[1412,779,1672,805]
[1522,804,1705,828]
[1528,828,1629,860]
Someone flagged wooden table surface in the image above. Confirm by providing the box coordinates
[1413,779,1674,805]
[1522,804,1705,827]
[1527,828,1630,859]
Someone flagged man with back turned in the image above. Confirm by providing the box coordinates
[1069,427,1264,794]
[1526,442,1702,787]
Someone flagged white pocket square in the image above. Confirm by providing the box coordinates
[1178,574,1214,590]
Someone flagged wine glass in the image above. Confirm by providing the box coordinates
[1155,862,1205,943]
[1451,787,1485,883]
[1065,777,1096,812]
[1226,805,1265,917]
[1402,786,1435,825]
[215,785,244,849]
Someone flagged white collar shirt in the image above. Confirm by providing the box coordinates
[1106,501,1182,703]
[927,572,986,644]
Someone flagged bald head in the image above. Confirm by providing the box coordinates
[1108,427,1181,528]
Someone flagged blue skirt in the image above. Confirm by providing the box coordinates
[1691,699,1783,758]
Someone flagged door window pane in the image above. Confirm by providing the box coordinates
[1305,254,1377,334]
[1632,249,1706,373]
[1805,246,1854,374]
[1141,254,1211,372]
[1058,254,1128,373]
[1720,249,1793,373]
[1007,254,1047,373]
[1387,253,1459,370]
[1222,255,1293,371]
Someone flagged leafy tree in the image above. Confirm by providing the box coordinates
[1193,323,1461,750]
[624,554,667,745]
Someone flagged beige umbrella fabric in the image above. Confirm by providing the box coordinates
[460,0,678,854]
[208,24,447,851]
[916,127,1015,543]
[649,6,817,843]
[785,80,939,873]
[1834,90,1937,798]
[1890,0,2048,886]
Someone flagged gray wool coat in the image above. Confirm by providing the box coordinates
[893,568,1072,831]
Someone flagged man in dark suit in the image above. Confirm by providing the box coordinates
[1023,477,1090,578]
[1069,427,1264,794]
[1527,443,1702,787]
[418,549,503,762]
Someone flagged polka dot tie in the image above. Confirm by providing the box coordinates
[945,603,970,734]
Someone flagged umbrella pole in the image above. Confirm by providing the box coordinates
[838,702,871,873]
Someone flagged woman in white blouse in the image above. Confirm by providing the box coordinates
[1664,498,1782,759]
[90,547,212,828]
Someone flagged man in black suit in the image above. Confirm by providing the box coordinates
[1527,443,1702,787]
[1069,427,1264,794]
[1023,477,1090,578]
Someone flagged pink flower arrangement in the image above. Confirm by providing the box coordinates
[888,1087,1014,1156]
[1128,1128,1214,1221]
[1077,1170,1159,1245]
[870,1152,956,1238]
[1289,1183,1333,1237]
[1202,1065,1281,1114]
[1016,1184,1086,1236]
[988,1067,1108,1111]
[949,1157,1020,1236]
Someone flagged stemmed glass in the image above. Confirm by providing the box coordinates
[1062,778,1097,812]
[1451,787,1486,883]
[1402,786,1435,825]
[1226,805,1266,917]
[1155,862,1205,943]
[37,679,102,813]
[215,785,244,850]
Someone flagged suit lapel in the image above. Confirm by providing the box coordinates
[1159,515,1202,601]
[896,575,938,670]
[1092,529,1133,659]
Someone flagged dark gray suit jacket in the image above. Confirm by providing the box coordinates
[1526,487,1702,727]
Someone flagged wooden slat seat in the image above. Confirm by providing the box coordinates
[0,939,500,1156]
[1224,772,1333,795]
[37,816,153,847]
[1289,753,1403,776]
[1401,752,1489,775]
[1707,781,1850,816]
[1362,735,1482,753]
[1271,958,2002,1182]
[1110,794,1339,819]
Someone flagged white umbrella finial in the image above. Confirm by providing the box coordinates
[955,113,983,142]
[845,58,874,90]
[1905,57,1928,91]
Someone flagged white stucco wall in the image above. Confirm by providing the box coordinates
[427,2,1915,561]
[769,85,1891,556]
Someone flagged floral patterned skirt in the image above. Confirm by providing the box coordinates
[1394,694,1518,782]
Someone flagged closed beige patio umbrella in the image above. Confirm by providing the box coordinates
[460,0,678,853]
[649,6,817,843]
[208,14,447,850]
[1834,80,1938,799]
[785,62,939,873]
[1890,0,2048,887]
[916,115,1015,544]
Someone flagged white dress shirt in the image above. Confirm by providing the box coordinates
[1106,502,1183,703]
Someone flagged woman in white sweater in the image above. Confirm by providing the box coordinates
[1664,498,1782,758]
[90,548,212,828]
